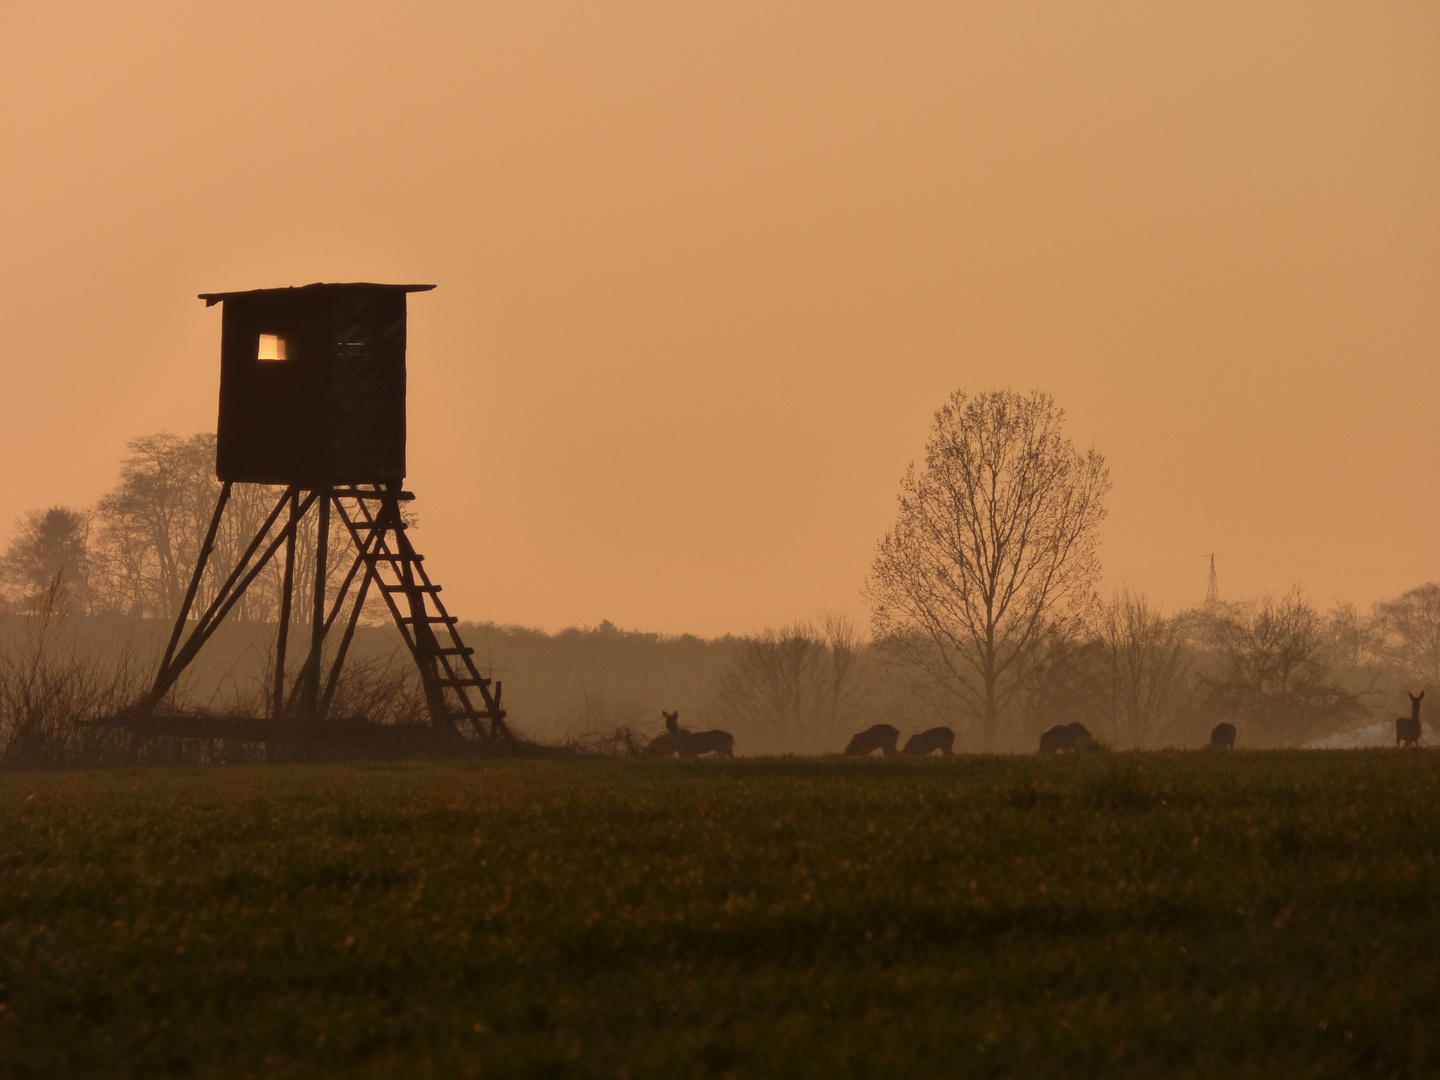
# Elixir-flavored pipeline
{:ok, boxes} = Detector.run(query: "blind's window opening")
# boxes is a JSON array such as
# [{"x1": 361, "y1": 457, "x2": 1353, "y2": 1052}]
[{"x1": 257, "y1": 334, "x2": 288, "y2": 362}]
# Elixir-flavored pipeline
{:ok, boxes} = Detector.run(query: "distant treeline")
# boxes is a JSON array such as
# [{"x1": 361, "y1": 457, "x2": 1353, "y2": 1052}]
[
  {"x1": 0, "y1": 591, "x2": 1435, "y2": 766},
  {"x1": 573, "y1": 591, "x2": 1438, "y2": 754},
  {"x1": 0, "y1": 432, "x2": 368, "y2": 626},
  {"x1": 3, "y1": 422, "x2": 1439, "y2": 762}
]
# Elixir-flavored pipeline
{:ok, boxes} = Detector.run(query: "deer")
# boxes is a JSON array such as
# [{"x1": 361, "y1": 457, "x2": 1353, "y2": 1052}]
[
  {"x1": 901, "y1": 726, "x2": 955, "y2": 756},
  {"x1": 1210, "y1": 722, "x2": 1237, "y2": 749},
  {"x1": 1397, "y1": 691, "x2": 1423, "y2": 748},
  {"x1": 645, "y1": 723, "x2": 679, "y2": 756},
  {"x1": 1039, "y1": 722, "x2": 1097, "y2": 754},
  {"x1": 843, "y1": 724, "x2": 900, "y2": 756},
  {"x1": 1039, "y1": 724, "x2": 1071, "y2": 754},
  {"x1": 661, "y1": 710, "x2": 735, "y2": 758}
]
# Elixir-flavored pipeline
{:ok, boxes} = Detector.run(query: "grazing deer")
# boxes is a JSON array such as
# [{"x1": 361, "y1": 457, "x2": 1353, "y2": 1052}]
[
  {"x1": 1397, "y1": 691, "x2": 1423, "y2": 748},
  {"x1": 1039, "y1": 722, "x2": 1097, "y2": 754},
  {"x1": 1210, "y1": 722, "x2": 1237, "y2": 749},
  {"x1": 663, "y1": 710, "x2": 735, "y2": 758},
  {"x1": 901, "y1": 726, "x2": 955, "y2": 756},
  {"x1": 1038, "y1": 724, "x2": 1071, "y2": 753},
  {"x1": 844, "y1": 723, "x2": 900, "y2": 756},
  {"x1": 645, "y1": 728, "x2": 679, "y2": 756}
]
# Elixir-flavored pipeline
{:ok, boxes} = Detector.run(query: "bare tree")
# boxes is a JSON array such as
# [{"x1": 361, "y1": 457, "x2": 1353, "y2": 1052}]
[
  {"x1": 1200, "y1": 590, "x2": 1363, "y2": 746},
  {"x1": 866, "y1": 388, "x2": 1110, "y2": 749},
  {"x1": 710, "y1": 614, "x2": 872, "y2": 753},
  {"x1": 85, "y1": 432, "x2": 376, "y2": 627},
  {"x1": 1100, "y1": 589, "x2": 1190, "y2": 748},
  {"x1": 1326, "y1": 601, "x2": 1382, "y2": 670},
  {"x1": 1373, "y1": 583, "x2": 1440, "y2": 684},
  {"x1": 816, "y1": 612, "x2": 867, "y2": 735},
  {"x1": 1013, "y1": 619, "x2": 1106, "y2": 747},
  {"x1": 0, "y1": 507, "x2": 93, "y2": 614},
  {"x1": 211, "y1": 481, "x2": 288, "y2": 624},
  {"x1": 93, "y1": 433, "x2": 219, "y2": 618},
  {"x1": 0, "y1": 583, "x2": 149, "y2": 766}
]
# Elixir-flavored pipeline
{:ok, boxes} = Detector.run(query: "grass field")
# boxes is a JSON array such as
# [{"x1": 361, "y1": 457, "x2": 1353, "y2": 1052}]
[{"x1": 2, "y1": 751, "x2": 1438, "y2": 1078}]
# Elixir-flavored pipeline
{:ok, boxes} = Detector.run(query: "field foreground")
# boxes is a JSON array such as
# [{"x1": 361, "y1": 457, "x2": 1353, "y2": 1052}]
[{"x1": 2, "y1": 752, "x2": 1438, "y2": 1078}]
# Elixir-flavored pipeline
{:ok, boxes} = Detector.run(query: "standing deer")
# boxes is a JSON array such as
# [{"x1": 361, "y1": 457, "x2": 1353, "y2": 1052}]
[
  {"x1": 1397, "y1": 691, "x2": 1423, "y2": 748},
  {"x1": 661, "y1": 710, "x2": 735, "y2": 758},
  {"x1": 844, "y1": 724, "x2": 900, "y2": 756},
  {"x1": 901, "y1": 726, "x2": 955, "y2": 756},
  {"x1": 1210, "y1": 722, "x2": 1237, "y2": 749}
]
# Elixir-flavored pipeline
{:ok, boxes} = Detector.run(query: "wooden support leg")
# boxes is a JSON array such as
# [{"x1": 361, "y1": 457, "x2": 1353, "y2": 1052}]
[
  {"x1": 159, "y1": 482, "x2": 232, "y2": 674},
  {"x1": 303, "y1": 493, "x2": 329, "y2": 726},
  {"x1": 273, "y1": 489, "x2": 299, "y2": 723}
]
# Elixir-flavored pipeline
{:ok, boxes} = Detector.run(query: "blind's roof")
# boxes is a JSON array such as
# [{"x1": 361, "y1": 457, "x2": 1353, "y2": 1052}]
[{"x1": 198, "y1": 282, "x2": 437, "y2": 307}]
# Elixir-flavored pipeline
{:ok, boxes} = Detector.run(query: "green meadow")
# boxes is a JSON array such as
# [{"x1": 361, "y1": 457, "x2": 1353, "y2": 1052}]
[{"x1": 2, "y1": 751, "x2": 1437, "y2": 1078}]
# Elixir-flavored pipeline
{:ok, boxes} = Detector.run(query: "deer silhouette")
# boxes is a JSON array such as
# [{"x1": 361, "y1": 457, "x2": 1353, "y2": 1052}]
[
  {"x1": 1397, "y1": 691, "x2": 1423, "y2": 748},
  {"x1": 1210, "y1": 722, "x2": 1237, "y2": 749},
  {"x1": 658, "y1": 710, "x2": 734, "y2": 758},
  {"x1": 1039, "y1": 722, "x2": 1097, "y2": 754},
  {"x1": 901, "y1": 726, "x2": 955, "y2": 756},
  {"x1": 645, "y1": 721, "x2": 679, "y2": 757},
  {"x1": 843, "y1": 724, "x2": 900, "y2": 756}
]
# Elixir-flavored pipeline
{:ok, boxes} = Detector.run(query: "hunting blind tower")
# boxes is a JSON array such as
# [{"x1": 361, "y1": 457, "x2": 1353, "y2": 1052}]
[{"x1": 105, "y1": 282, "x2": 509, "y2": 751}]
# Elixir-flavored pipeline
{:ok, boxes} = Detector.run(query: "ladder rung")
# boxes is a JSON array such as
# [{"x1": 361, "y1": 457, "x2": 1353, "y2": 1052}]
[
  {"x1": 355, "y1": 525, "x2": 402, "y2": 536},
  {"x1": 332, "y1": 489, "x2": 415, "y2": 501},
  {"x1": 380, "y1": 583, "x2": 441, "y2": 593},
  {"x1": 399, "y1": 614, "x2": 457, "y2": 624},
  {"x1": 432, "y1": 646, "x2": 474, "y2": 657},
  {"x1": 368, "y1": 553, "x2": 423, "y2": 562}
]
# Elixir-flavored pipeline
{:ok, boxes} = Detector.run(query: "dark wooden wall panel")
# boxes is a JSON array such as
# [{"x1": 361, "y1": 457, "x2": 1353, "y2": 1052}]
[
  {"x1": 207, "y1": 283, "x2": 427, "y2": 486},
  {"x1": 329, "y1": 290, "x2": 406, "y2": 483}
]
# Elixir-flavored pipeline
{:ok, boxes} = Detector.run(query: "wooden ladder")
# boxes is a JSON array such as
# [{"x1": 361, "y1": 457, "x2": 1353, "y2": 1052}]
[{"x1": 331, "y1": 483, "x2": 510, "y2": 743}]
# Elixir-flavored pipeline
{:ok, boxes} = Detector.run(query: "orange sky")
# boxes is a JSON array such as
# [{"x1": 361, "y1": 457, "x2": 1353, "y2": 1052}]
[{"x1": 2, "y1": 1, "x2": 1438, "y2": 637}]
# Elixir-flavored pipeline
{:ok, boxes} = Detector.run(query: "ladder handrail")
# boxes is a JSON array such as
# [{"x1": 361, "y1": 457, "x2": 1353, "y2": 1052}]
[{"x1": 331, "y1": 486, "x2": 509, "y2": 741}]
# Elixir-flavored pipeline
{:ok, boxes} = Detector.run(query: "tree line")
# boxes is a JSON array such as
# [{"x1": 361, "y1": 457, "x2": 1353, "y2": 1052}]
[
  {"x1": 3, "y1": 400, "x2": 1437, "y2": 753},
  {"x1": 707, "y1": 390, "x2": 1438, "y2": 751},
  {"x1": 0, "y1": 433, "x2": 370, "y2": 626},
  {"x1": 707, "y1": 581, "x2": 1439, "y2": 754}
]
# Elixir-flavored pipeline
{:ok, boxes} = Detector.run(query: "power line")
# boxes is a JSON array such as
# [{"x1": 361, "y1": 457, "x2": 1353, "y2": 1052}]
[
  {"x1": 1113, "y1": 551, "x2": 1434, "y2": 581},
  {"x1": 1113, "y1": 554, "x2": 1209, "y2": 580},
  {"x1": 1212, "y1": 553, "x2": 1432, "y2": 577}
]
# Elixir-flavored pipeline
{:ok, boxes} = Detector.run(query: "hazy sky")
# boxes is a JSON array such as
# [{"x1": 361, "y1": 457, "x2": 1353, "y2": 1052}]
[{"x1": 2, "y1": 1, "x2": 1437, "y2": 637}]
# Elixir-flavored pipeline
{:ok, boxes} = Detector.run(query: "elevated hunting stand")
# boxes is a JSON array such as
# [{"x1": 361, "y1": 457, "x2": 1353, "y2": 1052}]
[{"x1": 99, "y1": 282, "x2": 509, "y2": 752}]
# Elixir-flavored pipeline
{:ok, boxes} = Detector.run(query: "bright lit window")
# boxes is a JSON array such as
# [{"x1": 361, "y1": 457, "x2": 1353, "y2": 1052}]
[{"x1": 257, "y1": 334, "x2": 288, "y2": 362}]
